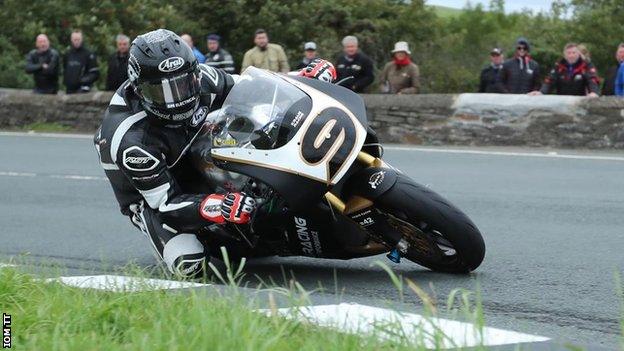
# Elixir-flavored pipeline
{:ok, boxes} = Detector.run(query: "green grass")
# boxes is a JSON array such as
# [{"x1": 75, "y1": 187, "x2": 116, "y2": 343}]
[
  {"x1": 0, "y1": 265, "x2": 486, "y2": 351},
  {"x1": 20, "y1": 122, "x2": 73, "y2": 133}
]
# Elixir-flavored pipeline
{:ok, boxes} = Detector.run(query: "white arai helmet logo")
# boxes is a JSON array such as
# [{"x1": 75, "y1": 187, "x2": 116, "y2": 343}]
[{"x1": 158, "y1": 57, "x2": 185, "y2": 72}]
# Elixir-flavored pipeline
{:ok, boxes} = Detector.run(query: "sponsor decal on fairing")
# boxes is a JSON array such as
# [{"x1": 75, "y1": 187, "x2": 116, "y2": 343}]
[
  {"x1": 294, "y1": 217, "x2": 322, "y2": 256},
  {"x1": 368, "y1": 170, "x2": 386, "y2": 189}
]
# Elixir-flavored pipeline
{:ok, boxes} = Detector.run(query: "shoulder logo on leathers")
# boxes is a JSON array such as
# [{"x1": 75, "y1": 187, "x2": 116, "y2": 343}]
[{"x1": 122, "y1": 146, "x2": 160, "y2": 172}]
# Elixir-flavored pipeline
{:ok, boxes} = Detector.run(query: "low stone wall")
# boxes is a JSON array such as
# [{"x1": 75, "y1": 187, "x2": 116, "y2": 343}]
[
  {"x1": 2, "y1": 88, "x2": 624, "y2": 149},
  {"x1": 0, "y1": 88, "x2": 112, "y2": 132},
  {"x1": 364, "y1": 93, "x2": 624, "y2": 149}
]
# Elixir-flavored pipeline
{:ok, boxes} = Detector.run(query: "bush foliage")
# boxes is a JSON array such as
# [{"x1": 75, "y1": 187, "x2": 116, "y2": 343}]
[{"x1": 2, "y1": 0, "x2": 623, "y2": 93}]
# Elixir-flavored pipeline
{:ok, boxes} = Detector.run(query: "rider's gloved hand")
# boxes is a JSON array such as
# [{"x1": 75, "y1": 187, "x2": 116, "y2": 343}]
[
  {"x1": 298, "y1": 58, "x2": 337, "y2": 83},
  {"x1": 200, "y1": 192, "x2": 257, "y2": 224}
]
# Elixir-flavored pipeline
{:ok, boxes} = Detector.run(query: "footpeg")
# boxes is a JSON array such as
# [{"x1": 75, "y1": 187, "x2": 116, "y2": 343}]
[{"x1": 386, "y1": 248, "x2": 401, "y2": 263}]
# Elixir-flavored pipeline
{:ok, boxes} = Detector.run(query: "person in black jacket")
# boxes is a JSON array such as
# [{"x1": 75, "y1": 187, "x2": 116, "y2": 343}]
[
  {"x1": 498, "y1": 37, "x2": 541, "y2": 94},
  {"x1": 63, "y1": 30, "x2": 99, "y2": 94},
  {"x1": 25, "y1": 34, "x2": 60, "y2": 94},
  {"x1": 478, "y1": 48, "x2": 504, "y2": 93},
  {"x1": 335, "y1": 36, "x2": 374, "y2": 93},
  {"x1": 296, "y1": 42, "x2": 319, "y2": 70},
  {"x1": 532, "y1": 43, "x2": 599, "y2": 97},
  {"x1": 601, "y1": 43, "x2": 624, "y2": 96},
  {"x1": 204, "y1": 34, "x2": 235, "y2": 74},
  {"x1": 105, "y1": 34, "x2": 130, "y2": 91}
]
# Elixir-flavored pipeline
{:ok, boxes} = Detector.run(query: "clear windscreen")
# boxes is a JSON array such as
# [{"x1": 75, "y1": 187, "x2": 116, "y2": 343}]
[{"x1": 210, "y1": 67, "x2": 312, "y2": 150}]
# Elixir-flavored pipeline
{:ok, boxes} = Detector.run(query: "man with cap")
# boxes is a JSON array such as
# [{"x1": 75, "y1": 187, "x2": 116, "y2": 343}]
[
  {"x1": 478, "y1": 48, "x2": 504, "y2": 93},
  {"x1": 296, "y1": 42, "x2": 319, "y2": 70},
  {"x1": 498, "y1": 37, "x2": 541, "y2": 94},
  {"x1": 204, "y1": 34, "x2": 235, "y2": 74},
  {"x1": 378, "y1": 41, "x2": 420, "y2": 94}
]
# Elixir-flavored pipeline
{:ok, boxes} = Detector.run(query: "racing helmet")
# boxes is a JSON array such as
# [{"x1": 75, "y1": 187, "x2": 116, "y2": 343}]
[{"x1": 127, "y1": 29, "x2": 201, "y2": 123}]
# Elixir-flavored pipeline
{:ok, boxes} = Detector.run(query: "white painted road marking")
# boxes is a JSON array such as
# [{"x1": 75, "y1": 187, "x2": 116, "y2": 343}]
[
  {"x1": 263, "y1": 303, "x2": 549, "y2": 348},
  {"x1": 0, "y1": 171, "x2": 36, "y2": 177},
  {"x1": 0, "y1": 263, "x2": 16, "y2": 268},
  {"x1": 46, "y1": 275, "x2": 209, "y2": 292},
  {"x1": 0, "y1": 131, "x2": 93, "y2": 139},
  {"x1": 0, "y1": 172, "x2": 107, "y2": 181},
  {"x1": 385, "y1": 145, "x2": 624, "y2": 162},
  {"x1": 3, "y1": 131, "x2": 623, "y2": 162},
  {"x1": 49, "y1": 174, "x2": 107, "y2": 181}
]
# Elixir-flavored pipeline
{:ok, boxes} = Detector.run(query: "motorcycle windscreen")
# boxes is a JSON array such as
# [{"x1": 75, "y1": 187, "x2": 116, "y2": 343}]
[{"x1": 210, "y1": 67, "x2": 312, "y2": 150}]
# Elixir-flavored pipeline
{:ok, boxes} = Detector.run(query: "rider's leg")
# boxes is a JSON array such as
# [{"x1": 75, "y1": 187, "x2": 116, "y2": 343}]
[{"x1": 129, "y1": 203, "x2": 208, "y2": 278}]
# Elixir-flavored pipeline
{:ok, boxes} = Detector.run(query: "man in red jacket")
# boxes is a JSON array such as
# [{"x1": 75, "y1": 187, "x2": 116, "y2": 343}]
[{"x1": 530, "y1": 43, "x2": 599, "y2": 97}]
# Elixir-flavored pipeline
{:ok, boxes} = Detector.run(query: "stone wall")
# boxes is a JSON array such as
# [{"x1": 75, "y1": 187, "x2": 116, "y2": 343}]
[
  {"x1": 364, "y1": 93, "x2": 624, "y2": 149},
  {"x1": 2, "y1": 88, "x2": 624, "y2": 149},
  {"x1": 0, "y1": 88, "x2": 112, "y2": 132}
]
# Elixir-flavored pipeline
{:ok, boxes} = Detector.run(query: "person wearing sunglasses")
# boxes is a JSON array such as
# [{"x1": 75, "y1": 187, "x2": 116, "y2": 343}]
[{"x1": 498, "y1": 37, "x2": 541, "y2": 94}]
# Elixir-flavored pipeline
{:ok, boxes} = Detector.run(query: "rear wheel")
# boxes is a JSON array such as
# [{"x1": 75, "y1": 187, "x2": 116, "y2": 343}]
[{"x1": 374, "y1": 174, "x2": 485, "y2": 273}]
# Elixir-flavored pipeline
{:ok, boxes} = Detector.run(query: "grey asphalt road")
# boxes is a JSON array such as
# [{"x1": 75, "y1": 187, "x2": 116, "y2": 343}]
[{"x1": 1, "y1": 132, "x2": 623, "y2": 348}]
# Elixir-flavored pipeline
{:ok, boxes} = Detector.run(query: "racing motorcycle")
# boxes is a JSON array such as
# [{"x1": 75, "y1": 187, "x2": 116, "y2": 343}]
[{"x1": 190, "y1": 67, "x2": 485, "y2": 273}]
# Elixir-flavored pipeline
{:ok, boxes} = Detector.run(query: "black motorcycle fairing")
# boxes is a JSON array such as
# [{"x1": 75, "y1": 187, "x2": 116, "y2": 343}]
[
  {"x1": 343, "y1": 166, "x2": 398, "y2": 200},
  {"x1": 212, "y1": 158, "x2": 328, "y2": 213},
  {"x1": 290, "y1": 76, "x2": 368, "y2": 128}
]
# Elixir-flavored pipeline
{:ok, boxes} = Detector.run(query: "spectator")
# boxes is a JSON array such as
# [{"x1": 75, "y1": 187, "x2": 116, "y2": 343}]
[
  {"x1": 105, "y1": 34, "x2": 130, "y2": 91},
  {"x1": 180, "y1": 34, "x2": 205, "y2": 63},
  {"x1": 531, "y1": 43, "x2": 599, "y2": 97},
  {"x1": 378, "y1": 41, "x2": 419, "y2": 94},
  {"x1": 578, "y1": 44, "x2": 591, "y2": 62},
  {"x1": 615, "y1": 59, "x2": 624, "y2": 96},
  {"x1": 498, "y1": 37, "x2": 541, "y2": 94},
  {"x1": 241, "y1": 29, "x2": 289, "y2": 73},
  {"x1": 478, "y1": 48, "x2": 504, "y2": 93},
  {"x1": 204, "y1": 34, "x2": 235, "y2": 74},
  {"x1": 63, "y1": 30, "x2": 99, "y2": 94},
  {"x1": 24, "y1": 34, "x2": 60, "y2": 94},
  {"x1": 295, "y1": 42, "x2": 318, "y2": 70},
  {"x1": 601, "y1": 43, "x2": 624, "y2": 96},
  {"x1": 335, "y1": 36, "x2": 374, "y2": 93}
]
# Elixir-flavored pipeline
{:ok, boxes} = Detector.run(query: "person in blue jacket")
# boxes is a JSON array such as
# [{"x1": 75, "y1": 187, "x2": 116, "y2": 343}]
[
  {"x1": 614, "y1": 61, "x2": 624, "y2": 96},
  {"x1": 181, "y1": 33, "x2": 205, "y2": 64}
]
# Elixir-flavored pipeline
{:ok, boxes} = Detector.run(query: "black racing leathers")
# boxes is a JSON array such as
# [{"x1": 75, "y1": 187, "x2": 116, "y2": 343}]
[
  {"x1": 94, "y1": 64, "x2": 235, "y2": 233},
  {"x1": 25, "y1": 48, "x2": 60, "y2": 94},
  {"x1": 63, "y1": 45, "x2": 99, "y2": 93}
]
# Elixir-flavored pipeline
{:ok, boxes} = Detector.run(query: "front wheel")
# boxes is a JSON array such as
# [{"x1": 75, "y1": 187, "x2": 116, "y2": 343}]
[{"x1": 374, "y1": 174, "x2": 485, "y2": 273}]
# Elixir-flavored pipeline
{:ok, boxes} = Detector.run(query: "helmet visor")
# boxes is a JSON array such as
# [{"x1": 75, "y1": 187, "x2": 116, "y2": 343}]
[{"x1": 138, "y1": 70, "x2": 200, "y2": 109}]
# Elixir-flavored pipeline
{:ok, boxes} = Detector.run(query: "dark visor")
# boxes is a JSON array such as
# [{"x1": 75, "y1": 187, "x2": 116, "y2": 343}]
[{"x1": 138, "y1": 71, "x2": 200, "y2": 108}]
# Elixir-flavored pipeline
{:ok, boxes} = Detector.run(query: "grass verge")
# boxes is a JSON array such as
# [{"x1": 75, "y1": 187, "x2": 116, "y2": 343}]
[
  {"x1": 19, "y1": 122, "x2": 73, "y2": 133},
  {"x1": 0, "y1": 265, "x2": 476, "y2": 351}
]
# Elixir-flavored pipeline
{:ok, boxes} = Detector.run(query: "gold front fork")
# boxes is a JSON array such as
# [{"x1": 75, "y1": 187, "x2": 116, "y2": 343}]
[{"x1": 324, "y1": 151, "x2": 381, "y2": 213}]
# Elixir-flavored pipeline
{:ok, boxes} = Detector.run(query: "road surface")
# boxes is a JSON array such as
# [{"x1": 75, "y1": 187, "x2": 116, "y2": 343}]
[{"x1": 1, "y1": 132, "x2": 622, "y2": 348}]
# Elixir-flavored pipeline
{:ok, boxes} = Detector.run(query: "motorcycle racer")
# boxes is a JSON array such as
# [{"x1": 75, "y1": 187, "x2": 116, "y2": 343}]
[{"x1": 94, "y1": 29, "x2": 334, "y2": 278}]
